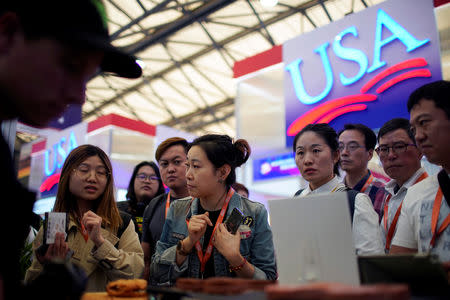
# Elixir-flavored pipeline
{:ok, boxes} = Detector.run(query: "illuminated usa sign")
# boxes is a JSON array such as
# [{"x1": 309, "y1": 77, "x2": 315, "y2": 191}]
[
  {"x1": 44, "y1": 131, "x2": 78, "y2": 177},
  {"x1": 40, "y1": 122, "x2": 87, "y2": 195},
  {"x1": 284, "y1": 0, "x2": 442, "y2": 147}
]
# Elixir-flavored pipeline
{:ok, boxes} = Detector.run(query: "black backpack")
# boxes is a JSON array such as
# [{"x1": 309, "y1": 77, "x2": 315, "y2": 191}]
[
  {"x1": 115, "y1": 211, "x2": 132, "y2": 247},
  {"x1": 294, "y1": 188, "x2": 357, "y2": 223}
]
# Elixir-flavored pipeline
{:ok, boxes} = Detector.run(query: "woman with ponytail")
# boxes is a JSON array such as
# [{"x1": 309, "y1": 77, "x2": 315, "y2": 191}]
[{"x1": 150, "y1": 134, "x2": 276, "y2": 285}]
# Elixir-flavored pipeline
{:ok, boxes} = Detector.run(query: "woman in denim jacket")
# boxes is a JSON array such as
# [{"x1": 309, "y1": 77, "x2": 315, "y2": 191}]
[{"x1": 150, "y1": 134, "x2": 277, "y2": 285}]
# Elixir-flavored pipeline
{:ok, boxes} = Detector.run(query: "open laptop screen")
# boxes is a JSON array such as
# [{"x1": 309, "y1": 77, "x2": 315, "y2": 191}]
[{"x1": 268, "y1": 192, "x2": 360, "y2": 285}]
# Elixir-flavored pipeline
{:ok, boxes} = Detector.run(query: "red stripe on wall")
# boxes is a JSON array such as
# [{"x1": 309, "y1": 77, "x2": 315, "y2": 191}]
[
  {"x1": 434, "y1": 0, "x2": 449, "y2": 7},
  {"x1": 31, "y1": 140, "x2": 46, "y2": 154},
  {"x1": 87, "y1": 113, "x2": 156, "y2": 136},
  {"x1": 233, "y1": 45, "x2": 282, "y2": 78}
]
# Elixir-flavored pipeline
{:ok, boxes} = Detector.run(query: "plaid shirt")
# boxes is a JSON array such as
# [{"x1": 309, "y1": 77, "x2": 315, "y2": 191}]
[{"x1": 347, "y1": 170, "x2": 388, "y2": 222}]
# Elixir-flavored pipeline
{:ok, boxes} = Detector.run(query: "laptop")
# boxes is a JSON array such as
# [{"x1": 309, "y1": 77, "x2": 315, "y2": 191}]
[
  {"x1": 358, "y1": 254, "x2": 449, "y2": 295},
  {"x1": 268, "y1": 192, "x2": 360, "y2": 285}
]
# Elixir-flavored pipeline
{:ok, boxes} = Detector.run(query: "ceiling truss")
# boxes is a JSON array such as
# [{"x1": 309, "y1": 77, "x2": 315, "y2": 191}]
[{"x1": 84, "y1": 0, "x2": 382, "y2": 136}]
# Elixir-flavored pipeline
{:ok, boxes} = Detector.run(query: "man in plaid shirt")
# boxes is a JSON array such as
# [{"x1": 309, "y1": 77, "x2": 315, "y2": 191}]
[{"x1": 338, "y1": 124, "x2": 388, "y2": 221}]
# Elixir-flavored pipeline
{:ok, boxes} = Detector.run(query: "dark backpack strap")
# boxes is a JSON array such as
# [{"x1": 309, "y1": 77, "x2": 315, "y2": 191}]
[
  {"x1": 141, "y1": 195, "x2": 164, "y2": 243},
  {"x1": 145, "y1": 196, "x2": 161, "y2": 226},
  {"x1": 345, "y1": 188, "x2": 358, "y2": 224},
  {"x1": 115, "y1": 211, "x2": 132, "y2": 248},
  {"x1": 294, "y1": 189, "x2": 304, "y2": 197},
  {"x1": 437, "y1": 169, "x2": 450, "y2": 207}
]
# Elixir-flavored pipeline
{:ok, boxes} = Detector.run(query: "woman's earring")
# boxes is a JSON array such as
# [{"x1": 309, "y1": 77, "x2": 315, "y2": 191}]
[{"x1": 218, "y1": 178, "x2": 224, "y2": 184}]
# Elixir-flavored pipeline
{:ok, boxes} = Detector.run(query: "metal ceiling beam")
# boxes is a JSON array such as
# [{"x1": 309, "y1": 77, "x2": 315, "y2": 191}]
[
  {"x1": 110, "y1": 0, "x2": 172, "y2": 40},
  {"x1": 198, "y1": 21, "x2": 234, "y2": 69},
  {"x1": 303, "y1": 10, "x2": 318, "y2": 28},
  {"x1": 246, "y1": 0, "x2": 275, "y2": 46},
  {"x1": 182, "y1": 110, "x2": 234, "y2": 132},
  {"x1": 162, "y1": 42, "x2": 223, "y2": 126},
  {"x1": 277, "y1": 3, "x2": 317, "y2": 28},
  {"x1": 188, "y1": 61, "x2": 229, "y2": 97},
  {"x1": 203, "y1": 19, "x2": 249, "y2": 30},
  {"x1": 135, "y1": 0, "x2": 146, "y2": 11},
  {"x1": 319, "y1": 0, "x2": 333, "y2": 22},
  {"x1": 163, "y1": 97, "x2": 233, "y2": 127},
  {"x1": 126, "y1": 0, "x2": 236, "y2": 54},
  {"x1": 141, "y1": 78, "x2": 180, "y2": 122},
  {"x1": 84, "y1": 0, "x2": 324, "y2": 118}
]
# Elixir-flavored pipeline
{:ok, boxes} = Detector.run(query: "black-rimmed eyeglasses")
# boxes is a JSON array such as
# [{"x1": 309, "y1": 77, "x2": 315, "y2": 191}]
[
  {"x1": 338, "y1": 141, "x2": 366, "y2": 152},
  {"x1": 375, "y1": 142, "x2": 416, "y2": 158},
  {"x1": 136, "y1": 173, "x2": 160, "y2": 182}
]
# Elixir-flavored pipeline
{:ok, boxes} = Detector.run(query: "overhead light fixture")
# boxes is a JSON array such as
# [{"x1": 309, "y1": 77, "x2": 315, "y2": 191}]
[{"x1": 260, "y1": 0, "x2": 278, "y2": 8}]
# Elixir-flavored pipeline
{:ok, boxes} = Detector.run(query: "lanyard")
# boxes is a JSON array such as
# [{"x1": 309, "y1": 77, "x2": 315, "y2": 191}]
[
  {"x1": 186, "y1": 188, "x2": 235, "y2": 273},
  {"x1": 429, "y1": 188, "x2": 450, "y2": 248},
  {"x1": 384, "y1": 172, "x2": 428, "y2": 251},
  {"x1": 360, "y1": 174, "x2": 374, "y2": 193},
  {"x1": 330, "y1": 184, "x2": 341, "y2": 193},
  {"x1": 78, "y1": 217, "x2": 89, "y2": 242},
  {"x1": 165, "y1": 191, "x2": 171, "y2": 218}
]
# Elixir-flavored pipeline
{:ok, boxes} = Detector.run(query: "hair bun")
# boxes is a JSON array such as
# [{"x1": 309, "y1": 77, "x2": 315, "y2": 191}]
[{"x1": 233, "y1": 139, "x2": 251, "y2": 167}]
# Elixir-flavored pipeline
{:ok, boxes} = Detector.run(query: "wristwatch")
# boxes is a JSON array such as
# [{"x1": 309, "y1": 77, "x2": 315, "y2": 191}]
[{"x1": 177, "y1": 240, "x2": 191, "y2": 256}]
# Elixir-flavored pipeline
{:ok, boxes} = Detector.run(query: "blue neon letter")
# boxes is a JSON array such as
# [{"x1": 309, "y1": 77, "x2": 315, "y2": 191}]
[
  {"x1": 368, "y1": 9, "x2": 429, "y2": 73},
  {"x1": 57, "y1": 137, "x2": 66, "y2": 169},
  {"x1": 285, "y1": 42, "x2": 333, "y2": 105},
  {"x1": 44, "y1": 144, "x2": 58, "y2": 176},
  {"x1": 333, "y1": 26, "x2": 368, "y2": 86},
  {"x1": 68, "y1": 131, "x2": 78, "y2": 153}
]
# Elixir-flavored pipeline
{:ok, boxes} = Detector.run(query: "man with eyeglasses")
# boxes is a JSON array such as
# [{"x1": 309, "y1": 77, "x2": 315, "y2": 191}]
[
  {"x1": 391, "y1": 81, "x2": 450, "y2": 266},
  {"x1": 141, "y1": 137, "x2": 190, "y2": 281},
  {"x1": 338, "y1": 124, "x2": 388, "y2": 219},
  {"x1": 375, "y1": 118, "x2": 427, "y2": 253}
]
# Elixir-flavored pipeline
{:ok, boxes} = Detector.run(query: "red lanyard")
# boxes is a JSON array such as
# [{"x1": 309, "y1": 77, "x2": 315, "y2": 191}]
[
  {"x1": 165, "y1": 191, "x2": 171, "y2": 218},
  {"x1": 384, "y1": 172, "x2": 428, "y2": 251},
  {"x1": 186, "y1": 188, "x2": 235, "y2": 273},
  {"x1": 80, "y1": 221, "x2": 89, "y2": 242},
  {"x1": 429, "y1": 188, "x2": 450, "y2": 248},
  {"x1": 360, "y1": 174, "x2": 374, "y2": 193}
]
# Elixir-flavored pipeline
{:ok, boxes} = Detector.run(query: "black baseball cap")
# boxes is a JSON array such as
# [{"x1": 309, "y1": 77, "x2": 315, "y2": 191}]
[{"x1": 2, "y1": 0, "x2": 142, "y2": 78}]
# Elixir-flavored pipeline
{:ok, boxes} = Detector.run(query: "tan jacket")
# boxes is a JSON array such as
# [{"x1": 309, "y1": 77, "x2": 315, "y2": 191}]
[{"x1": 25, "y1": 217, "x2": 144, "y2": 292}]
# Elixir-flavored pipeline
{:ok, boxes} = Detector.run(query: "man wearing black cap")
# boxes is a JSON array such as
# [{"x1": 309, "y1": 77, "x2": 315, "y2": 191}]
[{"x1": 0, "y1": 1, "x2": 141, "y2": 298}]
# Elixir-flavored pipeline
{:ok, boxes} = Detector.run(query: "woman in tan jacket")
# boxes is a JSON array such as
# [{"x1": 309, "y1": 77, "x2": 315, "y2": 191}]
[{"x1": 25, "y1": 145, "x2": 144, "y2": 291}]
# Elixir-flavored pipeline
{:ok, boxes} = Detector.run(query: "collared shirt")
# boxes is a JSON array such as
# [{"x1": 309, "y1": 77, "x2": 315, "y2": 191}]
[
  {"x1": 296, "y1": 176, "x2": 384, "y2": 255},
  {"x1": 392, "y1": 172, "x2": 450, "y2": 262},
  {"x1": 349, "y1": 170, "x2": 388, "y2": 221},
  {"x1": 381, "y1": 168, "x2": 427, "y2": 250},
  {"x1": 299, "y1": 176, "x2": 347, "y2": 196},
  {"x1": 150, "y1": 192, "x2": 277, "y2": 285}
]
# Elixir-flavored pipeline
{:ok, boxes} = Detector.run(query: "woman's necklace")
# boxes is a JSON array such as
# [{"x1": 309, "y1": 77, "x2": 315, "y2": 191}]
[{"x1": 212, "y1": 189, "x2": 228, "y2": 211}]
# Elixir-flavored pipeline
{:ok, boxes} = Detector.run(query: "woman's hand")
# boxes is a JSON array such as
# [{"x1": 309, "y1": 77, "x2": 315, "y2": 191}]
[
  {"x1": 187, "y1": 212, "x2": 212, "y2": 245},
  {"x1": 213, "y1": 223, "x2": 241, "y2": 262},
  {"x1": 36, "y1": 232, "x2": 69, "y2": 264},
  {"x1": 82, "y1": 211, "x2": 105, "y2": 247}
]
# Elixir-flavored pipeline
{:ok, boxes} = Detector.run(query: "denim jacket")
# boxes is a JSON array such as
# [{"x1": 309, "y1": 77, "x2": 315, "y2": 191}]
[{"x1": 150, "y1": 192, "x2": 277, "y2": 285}]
